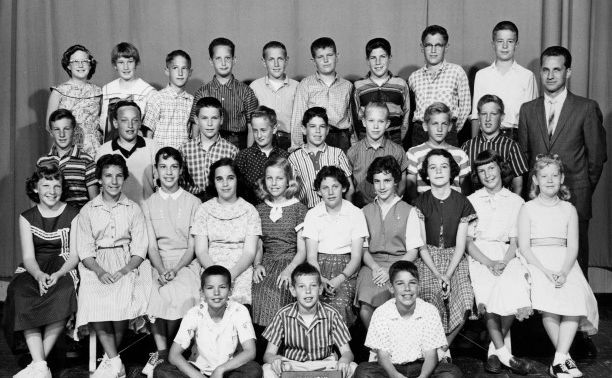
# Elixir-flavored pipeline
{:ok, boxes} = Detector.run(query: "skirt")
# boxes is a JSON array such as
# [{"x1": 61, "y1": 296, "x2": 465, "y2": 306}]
[
  {"x1": 209, "y1": 242, "x2": 253, "y2": 305},
  {"x1": 354, "y1": 253, "x2": 403, "y2": 308},
  {"x1": 318, "y1": 253, "x2": 357, "y2": 327},
  {"x1": 252, "y1": 253, "x2": 295, "y2": 326}
]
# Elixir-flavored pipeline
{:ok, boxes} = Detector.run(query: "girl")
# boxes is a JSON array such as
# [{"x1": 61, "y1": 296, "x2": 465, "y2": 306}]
[
  {"x1": 252, "y1": 156, "x2": 308, "y2": 327},
  {"x1": 302, "y1": 165, "x2": 369, "y2": 327},
  {"x1": 3, "y1": 163, "x2": 79, "y2": 378},
  {"x1": 518, "y1": 155, "x2": 598, "y2": 378},
  {"x1": 75, "y1": 154, "x2": 152, "y2": 378},
  {"x1": 415, "y1": 149, "x2": 476, "y2": 361},
  {"x1": 355, "y1": 156, "x2": 423, "y2": 329},
  {"x1": 193, "y1": 158, "x2": 262, "y2": 306},
  {"x1": 141, "y1": 147, "x2": 202, "y2": 377},
  {"x1": 46, "y1": 44, "x2": 103, "y2": 156},
  {"x1": 466, "y1": 150, "x2": 532, "y2": 374}
]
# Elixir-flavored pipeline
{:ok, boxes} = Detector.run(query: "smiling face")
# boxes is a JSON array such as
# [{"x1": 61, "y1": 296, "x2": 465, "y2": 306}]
[
  {"x1": 214, "y1": 165, "x2": 238, "y2": 202},
  {"x1": 99, "y1": 165, "x2": 125, "y2": 201},
  {"x1": 114, "y1": 56, "x2": 137, "y2": 81},
  {"x1": 364, "y1": 107, "x2": 390, "y2": 142},
  {"x1": 476, "y1": 161, "x2": 502, "y2": 192},
  {"x1": 113, "y1": 105, "x2": 141, "y2": 143},
  {"x1": 421, "y1": 33, "x2": 447, "y2": 67},
  {"x1": 265, "y1": 166, "x2": 288, "y2": 200},
  {"x1": 533, "y1": 163, "x2": 563, "y2": 198},
  {"x1": 478, "y1": 102, "x2": 503, "y2": 137},
  {"x1": 263, "y1": 47, "x2": 288, "y2": 80},
  {"x1": 367, "y1": 47, "x2": 391, "y2": 79},
  {"x1": 210, "y1": 45, "x2": 235, "y2": 79},
  {"x1": 318, "y1": 176, "x2": 345, "y2": 210},
  {"x1": 50, "y1": 117, "x2": 75, "y2": 151},
  {"x1": 427, "y1": 154, "x2": 452, "y2": 188},
  {"x1": 425, "y1": 113, "x2": 451, "y2": 144},
  {"x1": 303, "y1": 116, "x2": 329, "y2": 148},
  {"x1": 540, "y1": 55, "x2": 571, "y2": 96},
  {"x1": 67, "y1": 50, "x2": 91, "y2": 81},
  {"x1": 290, "y1": 273, "x2": 323, "y2": 312},
  {"x1": 36, "y1": 177, "x2": 63, "y2": 209},
  {"x1": 492, "y1": 29, "x2": 518, "y2": 62},
  {"x1": 195, "y1": 106, "x2": 223, "y2": 141},
  {"x1": 312, "y1": 47, "x2": 337, "y2": 76},
  {"x1": 156, "y1": 156, "x2": 181, "y2": 192},
  {"x1": 202, "y1": 274, "x2": 231, "y2": 311},
  {"x1": 373, "y1": 171, "x2": 397, "y2": 202},
  {"x1": 166, "y1": 55, "x2": 192, "y2": 89},
  {"x1": 252, "y1": 117, "x2": 276, "y2": 149},
  {"x1": 390, "y1": 270, "x2": 419, "y2": 312}
]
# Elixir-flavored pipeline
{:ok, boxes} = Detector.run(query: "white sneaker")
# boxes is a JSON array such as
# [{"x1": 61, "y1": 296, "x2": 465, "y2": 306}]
[
  {"x1": 14, "y1": 363, "x2": 36, "y2": 378},
  {"x1": 92, "y1": 355, "x2": 125, "y2": 378},
  {"x1": 142, "y1": 351, "x2": 164, "y2": 377},
  {"x1": 14, "y1": 362, "x2": 51, "y2": 378}
]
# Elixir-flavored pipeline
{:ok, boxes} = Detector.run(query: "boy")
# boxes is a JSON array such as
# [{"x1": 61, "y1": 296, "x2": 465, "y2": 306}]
[
  {"x1": 354, "y1": 261, "x2": 463, "y2": 378},
  {"x1": 190, "y1": 37, "x2": 258, "y2": 149},
  {"x1": 235, "y1": 106, "x2": 289, "y2": 203},
  {"x1": 154, "y1": 265, "x2": 262, "y2": 378},
  {"x1": 462, "y1": 95, "x2": 528, "y2": 194},
  {"x1": 353, "y1": 38, "x2": 410, "y2": 145},
  {"x1": 262, "y1": 262, "x2": 358, "y2": 378},
  {"x1": 347, "y1": 102, "x2": 408, "y2": 207},
  {"x1": 406, "y1": 102, "x2": 470, "y2": 197},
  {"x1": 143, "y1": 50, "x2": 194, "y2": 149},
  {"x1": 37, "y1": 109, "x2": 98, "y2": 208},
  {"x1": 96, "y1": 100, "x2": 158, "y2": 204},
  {"x1": 408, "y1": 25, "x2": 470, "y2": 147},
  {"x1": 181, "y1": 97, "x2": 239, "y2": 200},
  {"x1": 470, "y1": 21, "x2": 538, "y2": 140},
  {"x1": 250, "y1": 41, "x2": 298, "y2": 150},
  {"x1": 290, "y1": 37, "x2": 353, "y2": 152},
  {"x1": 288, "y1": 107, "x2": 353, "y2": 208}
]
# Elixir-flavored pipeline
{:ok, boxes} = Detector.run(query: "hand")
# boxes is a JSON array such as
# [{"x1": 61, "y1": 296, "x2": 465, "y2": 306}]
[
  {"x1": 493, "y1": 261, "x2": 507, "y2": 275},
  {"x1": 336, "y1": 360, "x2": 350, "y2": 378},
  {"x1": 156, "y1": 268, "x2": 169, "y2": 285},
  {"x1": 45, "y1": 271, "x2": 62, "y2": 288},
  {"x1": 276, "y1": 266, "x2": 292, "y2": 290},
  {"x1": 540, "y1": 267, "x2": 557, "y2": 285},
  {"x1": 553, "y1": 271, "x2": 567, "y2": 288},
  {"x1": 271, "y1": 356, "x2": 285, "y2": 376},
  {"x1": 97, "y1": 270, "x2": 115, "y2": 284},
  {"x1": 438, "y1": 274, "x2": 451, "y2": 300},
  {"x1": 164, "y1": 268, "x2": 176, "y2": 282},
  {"x1": 372, "y1": 266, "x2": 389, "y2": 287},
  {"x1": 210, "y1": 367, "x2": 224, "y2": 378},
  {"x1": 111, "y1": 269, "x2": 126, "y2": 282},
  {"x1": 252, "y1": 264, "x2": 266, "y2": 283},
  {"x1": 326, "y1": 275, "x2": 344, "y2": 296},
  {"x1": 35, "y1": 272, "x2": 51, "y2": 296}
]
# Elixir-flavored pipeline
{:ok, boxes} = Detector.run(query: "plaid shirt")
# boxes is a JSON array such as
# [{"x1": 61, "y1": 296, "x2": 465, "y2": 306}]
[
  {"x1": 143, "y1": 85, "x2": 194, "y2": 149},
  {"x1": 190, "y1": 75, "x2": 259, "y2": 133},
  {"x1": 409, "y1": 61, "x2": 471, "y2": 130},
  {"x1": 461, "y1": 134, "x2": 529, "y2": 177},
  {"x1": 180, "y1": 135, "x2": 238, "y2": 194}
]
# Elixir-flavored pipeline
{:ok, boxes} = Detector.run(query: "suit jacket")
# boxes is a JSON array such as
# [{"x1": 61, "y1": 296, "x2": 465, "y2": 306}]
[{"x1": 518, "y1": 91, "x2": 607, "y2": 220}]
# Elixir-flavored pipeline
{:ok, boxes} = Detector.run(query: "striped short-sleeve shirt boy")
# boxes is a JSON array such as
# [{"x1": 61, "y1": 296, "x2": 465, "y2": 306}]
[
  {"x1": 406, "y1": 142, "x2": 470, "y2": 193},
  {"x1": 461, "y1": 134, "x2": 529, "y2": 177}
]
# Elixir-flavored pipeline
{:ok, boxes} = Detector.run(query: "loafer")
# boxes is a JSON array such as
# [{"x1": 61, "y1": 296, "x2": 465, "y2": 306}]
[
  {"x1": 485, "y1": 355, "x2": 502, "y2": 374},
  {"x1": 507, "y1": 357, "x2": 530, "y2": 375}
]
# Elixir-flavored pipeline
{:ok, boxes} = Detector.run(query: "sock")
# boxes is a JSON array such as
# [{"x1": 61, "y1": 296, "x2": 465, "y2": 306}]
[
  {"x1": 31, "y1": 360, "x2": 48, "y2": 369},
  {"x1": 495, "y1": 346, "x2": 512, "y2": 366},
  {"x1": 109, "y1": 355, "x2": 123, "y2": 370},
  {"x1": 504, "y1": 331, "x2": 512, "y2": 353},
  {"x1": 553, "y1": 352, "x2": 567, "y2": 365},
  {"x1": 488, "y1": 341, "x2": 495, "y2": 357}
]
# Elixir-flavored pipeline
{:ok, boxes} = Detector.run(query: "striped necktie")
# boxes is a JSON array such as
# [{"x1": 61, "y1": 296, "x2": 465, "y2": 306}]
[{"x1": 547, "y1": 100, "x2": 556, "y2": 139}]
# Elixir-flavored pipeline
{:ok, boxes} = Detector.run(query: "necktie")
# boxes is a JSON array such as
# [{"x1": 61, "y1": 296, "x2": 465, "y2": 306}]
[{"x1": 547, "y1": 100, "x2": 556, "y2": 139}]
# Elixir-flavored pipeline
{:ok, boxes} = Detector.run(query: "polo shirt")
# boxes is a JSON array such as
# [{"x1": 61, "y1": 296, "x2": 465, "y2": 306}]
[
  {"x1": 461, "y1": 134, "x2": 528, "y2": 178},
  {"x1": 406, "y1": 142, "x2": 470, "y2": 193},
  {"x1": 143, "y1": 85, "x2": 194, "y2": 149},
  {"x1": 250, "y1": 76, "x2": 299, "y2": 134}
]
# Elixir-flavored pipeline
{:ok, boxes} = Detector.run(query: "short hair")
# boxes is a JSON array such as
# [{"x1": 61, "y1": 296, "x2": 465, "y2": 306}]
[
  {"x1": 365, "y1": 37, "x2": 391, "y2": 58},
  {"x1": 26, "y1": 162, "x2": 69, "y2": 203},
  {"x1": 251, "y1": 105, "x2": 277, "y2": 127},
  {"x1": 389, "y1": 260, "x2": 420, "y2": 284},
  {"x1": 111, "y1": 42, "x2": 140, "y2": 66},
  {"x1": 470, "y1": 149, "x2": 514, "y2": 190},
  {"x1": 540, "y1": 46, "x2": 572, "y2": 69},
  {"x1": 96, "y1": 154, "x2": 130, "y2": 180},
  {"x1": 421, "y1": 25, "x2": 449, "y2": 44},
  {"x1": 364, "y1": 101, "x2": 390, "y2": 120},
  {"x1": 201, "y1": 265, "x2": 232, "y2": 289},
  {"x1": 476, "y1": 94, "x2": 505, "y2": 114},
  {"x1": 310, "y1": 37, "x2": 336, "y2": 58},
  {"x1": 48, "y1": 108, "x2": 76, "y2": 130},
  {"x1": 291, "y1": 262, "x2": 321, "y2": 286},
  {"x1": 301, "y1": 107, "x2": 328, "y2": 127},
  {"x1": 61, "y1": 44, "x2": 97, "y2": 79},
  {"x1": 155, "y1": 146, "x2": 184, "y2": 169},
  {"x1": 366, "y1": 155, "x2": 402, "y2": 184},
  {"x1": 262, "y1": 41, "x2": 287, "y2": 59},
  {"x1": 492, "y1": 21, "x2": 519, "y2": 41},
  {"x1": 193, "y1": 97, "x2": 223, "y2": 118},
  {"x1": 423, "y1": 102, "x2": 452, "y2": 124},
  {"x1": 113, "y1": 100, "x2": 142, "y2": 120},
  {"x1": 256, "y1": 156, "x2": 302, "y2": 201},
  {"x1": 165, "y1": 49, "x2": 192, "y2": 68},
  {"x1": 529, "y1": 154, "x2": 571, "y2": 201},
  {"x1": 208, "y1": 37, "x2": 235, "y2": 58},
  {"x1": 418, "y1": 149, "x2": 461, "y2": 185},
  {"x1": 313, "y1": 165, "x2": 350, "y2": 192},
  {"x1": 205, "y1": 158, "x2": 248, "y2": 199}
]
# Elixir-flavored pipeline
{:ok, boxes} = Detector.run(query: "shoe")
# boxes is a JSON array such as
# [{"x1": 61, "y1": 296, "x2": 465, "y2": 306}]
[
  {"x1": 564, "y1": 358, "x2": 583, "y2": 378},
  {"x1": 92, "y1": 355, "x2": 125, "y2": 378},
  {"x1": 484, "y1": 355, "x2": 502, "y2": 374},
  {"x1": 506, "y1": 357, "x2": 530, "y2": 375},
  {"x1": 142, "y1": 351, "x2": 164, "y2": 377},
  {"x1": 14, "y1": 362, "x2": 51, "y2": 378},
  {"x1": 548, "y1": 363, "x2": 572, "y2": 378}
]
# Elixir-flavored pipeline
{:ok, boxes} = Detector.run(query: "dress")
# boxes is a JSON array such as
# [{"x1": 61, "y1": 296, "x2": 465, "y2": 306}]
[
  {"x1": 252, "y1": 199, "x2": 308, "y2": 326},
  {"x1": 52, "y1": 82, "x2": 103, "y2": 156},
  {"x1": 523, "y1": 198, "x2": 598, "y2": 335},
  {"x1": 142, "y1": 188, "x2": 202, "y2": 321},
  {"x1": 2, "y1": 204, "x2": 79, "y2": 352},
  {"x1": 414, "y1": 190, "x2": 477, "y2": 333},
  {"x1": 191, "y1": 197, "x2": 262, "y2": 305}
]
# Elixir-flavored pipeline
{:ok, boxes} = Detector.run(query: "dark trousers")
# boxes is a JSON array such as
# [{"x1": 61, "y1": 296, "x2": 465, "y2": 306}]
[
  {"x1": 220, "y1": 130, "x2": 247, "y2": 150},
  {"x1": 578, "y1": 219, "x2": 590, "y2": 279},
  {"x1": 411, "y1": 121, "x2": 459, "y2": 147},
  {"x1": 154, "y1": 360, "x2": 262, "y2": 378},
  {"x1": 355, "y1": 361, "x2": 462, "y2": 378},
  {"x1": 326, "y1": 128, "x2": 352, "y2": 152},
  {"x1": 275, "y1": 131, "x2": 291, "y2": 151}
]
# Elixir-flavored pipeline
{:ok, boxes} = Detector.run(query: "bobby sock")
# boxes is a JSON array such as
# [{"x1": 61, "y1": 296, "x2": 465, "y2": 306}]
[
  {"x1": 553, "y1": 352, "x2": 567, "y2": 365},
  {"x1": 495, "y1": 346, "x2": 512, "y2": 366}
]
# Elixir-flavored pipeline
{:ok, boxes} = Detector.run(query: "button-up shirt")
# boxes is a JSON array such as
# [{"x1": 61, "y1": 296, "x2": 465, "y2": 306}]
[
  {"x1": 143, "y1": 85, "x2": 194, "y2": 149},
  {"x1": 250, "y1": 76, "x2": 299, "y2": 134},
  {"x1": 461, "y1": 134, "x2": 528, "y2": 177},
  {"x1": 235, "y1": 144, "x2": 290, "y2": 195}
]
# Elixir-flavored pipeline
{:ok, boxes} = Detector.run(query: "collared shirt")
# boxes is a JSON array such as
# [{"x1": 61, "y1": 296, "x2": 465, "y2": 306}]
[
  {"x1": 461, "y1": 134, "x2": 529, "y2": 177},
  {"x1": 235, "y1": 144, "x2": 289, "y2": 194},
  {"x1": 250, "y1": 76, "x2": 299, "y2": 134},
  {"x1": 471, "y1": 61, "x2": 539, "y2": 129},
  {"x1": 180, "y1": 136, "x2": 239, "y2": 195},
  {"x1": 408, "y1": 61, "x2": 471, "y2": 130},
  {"x1": 365, "y1": 298, "x2": 447, "y2": 364},
  {"x1": 365, "y1": 196, "x2": 424, "y2": 252},
  {"x1": 347, "y1": 137, "x2": 409, "y2": 205},
  {"x1": 290, "y1": 73, "x2": 353, "y2": 148},
  {"x1": 406, "y1": 142, "x2": 470, "y2": 193},
  {"x1": 190, "y1": 75, "x2": 259, "y2": 133},
  {"x1": 143, "y1": 85, "x2": 194, "y2": 149},
  {"x1": 467, "y1": 187, "x2": 524, "y2": 242},
  {"x1": 262, "y1": 301, "x2": 352, "y2": 362},
  {"x1": 544, "y1": 88, "x2": 568, "y2": 136},
  {"x1": 288, "y1": 144, "x2": 352, "y2": 208},
  {"x1": 37, "y1": 145, "x2": 96, "y2": 208},
  {"x1": 302, "y1": 200, "x2": 369, "y2": 254},
  {"x1": 100, "y1": 78, "x2": 156, "y2": 138},
  {"x1": 174, "y1": 300, "x2": 256, "y2": 376}
]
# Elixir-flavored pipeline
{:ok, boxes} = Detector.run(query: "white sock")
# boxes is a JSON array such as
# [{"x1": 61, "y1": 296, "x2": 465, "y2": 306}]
[
  {"x1": 109, "y1": 355, "x2": 122, "y2": 369},
  {"x1": 505, "y1": 331, "x2": 512, "y2": 353},
  {"x1": 495, "y1": 346, "x2": 512, "y2": 366},
  {"x1": 488, "y1": 341, "x2": 495, "y2": 357},
  {"x1": 31, "y1": 360, "x2": 48, "y2": 369},
  {"x1": 553, "y1": 352, "x2": 567, "y2": 365}
]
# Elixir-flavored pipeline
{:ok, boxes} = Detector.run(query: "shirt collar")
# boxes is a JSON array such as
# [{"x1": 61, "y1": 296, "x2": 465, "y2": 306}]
[
  {"x1": 315, "y1": 71, "x2": 339, "y2": 85},
  {"x1": 544, "y1": 87, "x2": 568, "y2": 104},
  {"x1": 212, "y1": 74, "x2": 236, "y2": 88},
  {"x1": 388, "y1": 298, "x2": 426, "y2": 320},
  {"x1": 313, "y1": 199, "x2": 351, "y2": 217},
  {"x1": 91, "y1": 193, "x2": 131, "y2": 208},
  {"x1": 264, "y1": 75, "x2": 290, "y2": 87},
  {"x1": 475, "y1": 187, "x2": 512, "y2": 198},
  {"x1": 159, "y1": 187, "x2": 184, "y2": 200},
  {"x1": 364, "y1": 137, "x2": 387, "y2": 150},
  {"x1": 49, "y1": 144, "x2": 78, "y2": 158},
  {"x1": 287, "y1": 301, "x2": 328, "y2": 320},
  {"x1": 111, "y1": 136, "x2": 146, "y2": 156},
  {"x1": 374, "y1": 195, "x2": 401, "y2": 208},
  {"x1": 476, "y1": 133, "x2": 502, "y2": 143},
  {"x1": 491, "y1": 60, "x2": 520, "y2": 72},
  {"x1": 366, "y1": 70, "x2": 393, "y2": 84},
  {"x1": 423, "y1": 60, "x2": 447, "y2": 73},
  {"x1": 197, "y1": 134, "x2": 222, "y2": 149},
  {"x1": 164, "y1": 84, "x2": 188, "y2": 97},
  {"x1": 301, "y1": 143, "x2": 328, "y2": 154}
]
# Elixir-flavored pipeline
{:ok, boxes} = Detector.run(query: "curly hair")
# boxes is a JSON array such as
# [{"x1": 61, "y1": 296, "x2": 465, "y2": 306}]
[
  {"x1": 26, "y1": 162, "x2": 69, "y2": 203},
  {"x1": 528, "y1": 154, "x2": 571, "y2": 201},
  {"x1": 366, "y1": 155, "x2": 402, "y2": 184},
  {"x1": 155, "y1": 147, "x2": 188, "y2": 189},
  {"x1": 256, "y1": 156, "x2": 302, "y2": 201},
  {"x1": 418, "y1": 149, "x2": 460, "y2": 186},
  {"x1": 95, "y1": 154, "x2": 129, "y2": 180},
  {"x1": 205, "y1": 158, "x2": 249, "y2": 200},
  {"x1": 313, "y1": 165, "x2": 350, "y2": 192},
  {"x1": 61, "y1": 44, "x2": 97, "y2": 80},
  {"x1": 470, "y1": 149, "x2": 514, "y2": 190}
]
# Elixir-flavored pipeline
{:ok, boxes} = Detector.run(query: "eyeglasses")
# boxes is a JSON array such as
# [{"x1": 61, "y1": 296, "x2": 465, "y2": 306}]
[{"x1": 69, "y1": 59, "x2": 91, "y2": 66}]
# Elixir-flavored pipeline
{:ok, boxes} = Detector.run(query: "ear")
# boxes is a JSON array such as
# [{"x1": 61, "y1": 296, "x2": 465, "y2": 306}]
[
  {"x1": 164, "y1": 67, "x2": 170, "y2": 77},
  {"x1": 209, "y1": 58, "x2": 214, "y2": 67},
  {"x1": 384, "y1": 119, "x2": 391, "y2": 128},
  {"x1": 531, "y1": 173, "x2": 538, "y2": 187},
  {"x1": 112, "y1": 118, "x2": 119, "y2": 130},
  {"x1": 422, "y1": 123, "x2": 428, "y2": 132},
  {"x1": 318, "y1": 284, "x2": 324, "y2": 296},
  {"x1": 388, "y1": 283, "x2": 395, "y2": 295},
  {"x1": 301, "y1": 125, "x2": 307, "y2": 136},
  {"x1": 289, "y1": 285, "x2": 297, "y2": 298},
  {"x1": 566, "y1": 67, "x2": 572, "y2": 80},
  {"x1": 260, "y1": 57, "x2": 266, "y2": 68}
]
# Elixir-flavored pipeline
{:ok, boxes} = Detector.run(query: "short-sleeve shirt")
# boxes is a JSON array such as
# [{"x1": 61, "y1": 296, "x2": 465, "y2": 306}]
[
  {"x1": 235, "y1": 145, "x2": 290, "y2": 199},
  {"x1": 365, "y1": 298, "x2": 447, "y2": 364},
  {"x1": 173, "y1": 300, "x2": 256, "y2": 376},
  {"x1": 461, "y1": 134, "x2": 529, "y2": 178},
  {"x1": 142, "y1": 85, "x2": 194, "y2": 149},
  {"x1": 249, "y1": 76, "x2": 299, "y2": 134},
  {"x1": 467, "y1": 188, "x2": 524, "y2": 242},
  {"x1": 406, "y1": 142, "x2": 470, "y2": 193}
]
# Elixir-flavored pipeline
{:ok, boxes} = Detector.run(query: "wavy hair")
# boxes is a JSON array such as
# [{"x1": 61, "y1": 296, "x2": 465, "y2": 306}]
[
  {"x1": 256, "y1": 156, "x2": 302, "y2": 201},
  {"x1": 529, "y1": 154, "x2": 571, "y2": 200}
]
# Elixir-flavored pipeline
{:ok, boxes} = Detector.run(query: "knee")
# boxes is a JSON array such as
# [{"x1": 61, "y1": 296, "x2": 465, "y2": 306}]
[
  {"x1": 262, "y1": 363, "x2": 278, "y2": 378},
  {"x1": 237, "y1": 361, "x2": 262, "y2": 378},
  {"x1": 437, "y1": 363, "x2": 463, "y2": 378},
  {"x1": 354, "y1": 362, "x2": 384, "y2": 378}
]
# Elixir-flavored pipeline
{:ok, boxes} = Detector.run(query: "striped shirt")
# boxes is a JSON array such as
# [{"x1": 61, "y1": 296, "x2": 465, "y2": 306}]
[
  {"x1": 406, "y1": 142, "x2": 470, "y2": 193},
  {"x1": 180, "y1": 136, "x2": 239, "y2": 195},
  {"x1": 461, "y1": 134, "x2": 529, "y2": 177},
  {"x1": 190, "y1": 75, "x2": 259, "y2": 133},
  {"x1": 408, "y1": 61, "x2": 471, "y2": 130},
  {"x1": 143, "y1": 85, "x2": 194, "y2": 149},
  {"x1": 37, "y1": 145, "x2": 96, "y2": 208},
  {"x1": 249, "y1": 76, "x2": 299, "y2": 134},
  {"x1": 290, "y1": 73, "x2": 353, "y2": 148},
  {"x1": 288, "y1": 144, "x2": 352, "y2": 208},
  {"x1": 262, "y1": 302, "x2": 351, "y2": 362}
]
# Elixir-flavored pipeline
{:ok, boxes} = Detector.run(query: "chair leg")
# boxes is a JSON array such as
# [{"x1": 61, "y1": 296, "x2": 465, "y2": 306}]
[{"x1": 89, "y1": 325, "x2": 97, "y2": 373}]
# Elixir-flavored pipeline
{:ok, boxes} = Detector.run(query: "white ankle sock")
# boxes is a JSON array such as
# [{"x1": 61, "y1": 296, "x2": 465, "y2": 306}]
[
  {"x1": 504, "y1": 331, "x2": 512, "y2": 353},
  {"x1": 553, "y1": 352, "x2": 567, "y2": 365},
  {"x1": 488, "y1": 341, "x2": 495, "y2": 357},
  {"x1": 31, "y1": 360, "x2": 48, "y2": 369},
  {"x1": 495, "y1": 346, "x2": 512, "y2": 366}
]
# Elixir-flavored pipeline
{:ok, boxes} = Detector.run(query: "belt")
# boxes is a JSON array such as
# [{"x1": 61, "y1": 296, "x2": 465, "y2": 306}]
[{"x1": 530, "y1": 237, "x2": 567, "y2": 246}]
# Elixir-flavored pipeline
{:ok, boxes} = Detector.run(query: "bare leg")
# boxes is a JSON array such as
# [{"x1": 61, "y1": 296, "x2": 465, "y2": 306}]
[
  {"x1": 446, "y1": 320, "x2": 464, "y2": 346},
  {"x1": 41, "y1": 320, "x2": 66, "y2": 358},
  {"x1": 359, "y1": 303, "x2": 375, "y2": 329},
  {"x1": 23, "y1": 328, "x2": 45, "y2": 362},
  {"x1": 556, "y1": 316, "x2": 580, "y2": 354},
  {"x1": 166, "y1": 319, "x2": 181, "y2": 342},
  {"x1": 113, "y1": 320, "x2": 128, "y2": 349},
  {"x1": 151, "y1": 319, "x2": 168, "y2": 352},
  {"x1": 542, "y1": 312, "x2": 561, "y2": 347},
  {"x1": 92, "y1": 322, "x2": 118, "y2": 358},
  {"x1": 485, "y1": 313, "x2": 505, "y2": 349}
]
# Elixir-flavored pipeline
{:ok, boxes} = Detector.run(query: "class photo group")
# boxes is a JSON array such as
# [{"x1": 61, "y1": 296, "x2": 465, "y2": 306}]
[{"x1": 3, "y1": 18, "x2": 608, "y2": 378}]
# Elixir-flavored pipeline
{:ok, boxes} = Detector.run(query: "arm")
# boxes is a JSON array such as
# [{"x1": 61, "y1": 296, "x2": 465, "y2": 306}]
[
  {"x1": 168, "y1": 342, "x2": 205, "y2": 378},
  {"x1": 375, "y1": 349, "x2": 405, "y2": 378},
  {"x1": 418, "y1": 348, "x2": 439, "y2": 378},
  {"x1": 47, "y1": 216, "x2": 81, "y2": 287},
  {"x1": 142, "y1": 204, "x2": 167, "y2": 283},
  {"x1": 470, "y1": 119, "x2": 480, "y2": 138},
  {"x1": 277, "y1": 229, "x2": 307, "y2": 289},
  {"x1": 336, "y1": 343, "x2": 355, "y2": 378},
  {"x1": 455, "y1": 69, "x2": 471, "y2": 131},
  {"x1": 583, "y1": 100, "x2": 607, "y2": 189},
  {"x1": 511, "y1": 176, "x2": 523, "y2": 195},
  {"x1": 517, "y1": 206, "x2": 555, "y2": 282},
  {"x1": 252, "y1": 240, "x2": 266, "y2": 283},
  {"x1": 401, "y1": 84, "x2": 411, "y2": 142},
  {"x1": 502, "y1": 237, "x2": 519, "y2": 264},
  {"x1": 465, "y1": 237, "x2": 495, "y2": 267},
  {"x1": 195, "y1": 235, "x2": 215, "y2": 268},
  {"x1": 345, "y1": 176, "x2": 355, "y2": 202},
  {"x1": 19, "y1": 215, "x2": 49, "y2": 294},
  {"x1": 46, "y1": 89, "x2": 61, "y2": 132},
  {"x1": 445, "y1": 222, "x2": 469, "y2": 278},
  {"x1": 263, "y1": 342, "x2": 287, "y2": 376},
  {"x1": 87, "y1": 184, "x2": 99, "y2": 200},
  {"x1": 290, "y1": 82, "x2": 308, "y2": 150},
  {"x1": 305, "y1": 238, "x2": 322, "y2": 273},
  {"x1": 229, "y1": 235, "x2": 258, "y2": 280},
  {"x1": 397, "y1": 171, "x2": 407, "y2": 198},
  {"x1": 417, "y1": 218, "x2": 447, "y2": 286},
  {"x1": 557, "y1": 206, "x2": 579, "y2": 286},
  {"x1": 328, "y1": 236, "x2": 364, "y2": 290},
  {"x1": 518, "y1": 105, "x2": 530, "y2": 161},
  {"x1": 212, "y1": 339, "x2": 257, "y2": 378}
]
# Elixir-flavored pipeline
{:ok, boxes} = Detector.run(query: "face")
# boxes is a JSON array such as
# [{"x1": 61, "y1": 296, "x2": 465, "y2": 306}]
[
  {"x1": 290, "y1": 274, "x2": 323, "y2": 311},
  {"x1": 478, "y1": 102, "x2": 503, "y2": 136},
  {"x1": 214, "y1": 165, "x2": 237, "y2": 202},
  {"x1": 99, "y1": 165, "x2": 125, "y2": 200},
  {"x1": 390, "y1": 270, "x2": 419, "y2": 310},
  {"x1": 364, "y1": 107, "x2": 390, "y2": 141},
  {"x1": 195, "y1": 107, "x2": 223, "y2": 140},
  {"x1": 113, "y1": 106, "x2": 141, "y2": 143},
  {"x1": 68, "y1": 50, "x2": 91, "y2": 80},
  {"x1": 476, "y1": 162, "x2": 502, "y2": 191},
  {"x1": 425, "y1": 113, "x2": 451, "y2": 144},
  {"x1": 367, "y1": 47, "x2": 390, "y2": 79},
  {"x1": 373, "y1": 171, "x2": 397, "y2": 201},
  {"x1": 50, "y1": 118, "x2": 74, "y2": 150},
  {"x1": 35, "y1": 178, "x2": 62, "y2": 208},
  {"x1": 540, "y1": 55, "x2": 571, "y2": 96},
  {"x1": 303, "y1": 116, "x2": 329, "y2": 148},
  {"x1": 265, "y1": 166, "x2": 288, "y2": 199},
  {"x1": 533, "y1": 163, "x2": 563, "y2": 198},
  {"x1": 312, "y1": 47, "x2": 337, "y2": 75},
  {"x1": 263, "y1": 47, "x2": 288, "y2": 80},
  {"x1": 202, "y1": 274, "x2": 231, "y2": 311},
  {"x1": 251, "y1": 117, "x2": 276, "y2": 149},
  {"x1": 492, "y1": 30, "x2": 518, "y2": 62},
  {"x1": 114, "y1": 56, "x2": 137, "y2": 81},
  {"x1": 318, "y1": 176, "x2": 345, "y2": 209},
  {"x1": 166, "y1": 55, "x2": 192, "y2": 88},
  {"x1": 210, "y1": 45, "x2": 235, "y2": 78},
  {"x1": 421, "y1": 33, "x2": 447, "y2": 66},
  {"x1": 156, "y1": 156, "x2": 181, "y2": 191},
  {"x1": 426, "y1": 154, "x2": 452, "y2": 187}
]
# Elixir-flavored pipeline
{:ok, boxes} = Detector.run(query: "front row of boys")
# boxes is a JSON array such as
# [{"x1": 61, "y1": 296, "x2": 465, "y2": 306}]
[{"x1": 154, "y1": 262, "x2": 461, "y2": 378}]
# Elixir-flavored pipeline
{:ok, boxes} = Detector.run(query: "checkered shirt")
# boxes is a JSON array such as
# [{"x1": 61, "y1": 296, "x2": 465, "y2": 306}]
[
  {"x1": 143, "y1": 85, "x2": 194, "y2": 149},
  {"x1": 180, "y1": 136, "x2": 238, "y2": 195}
]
